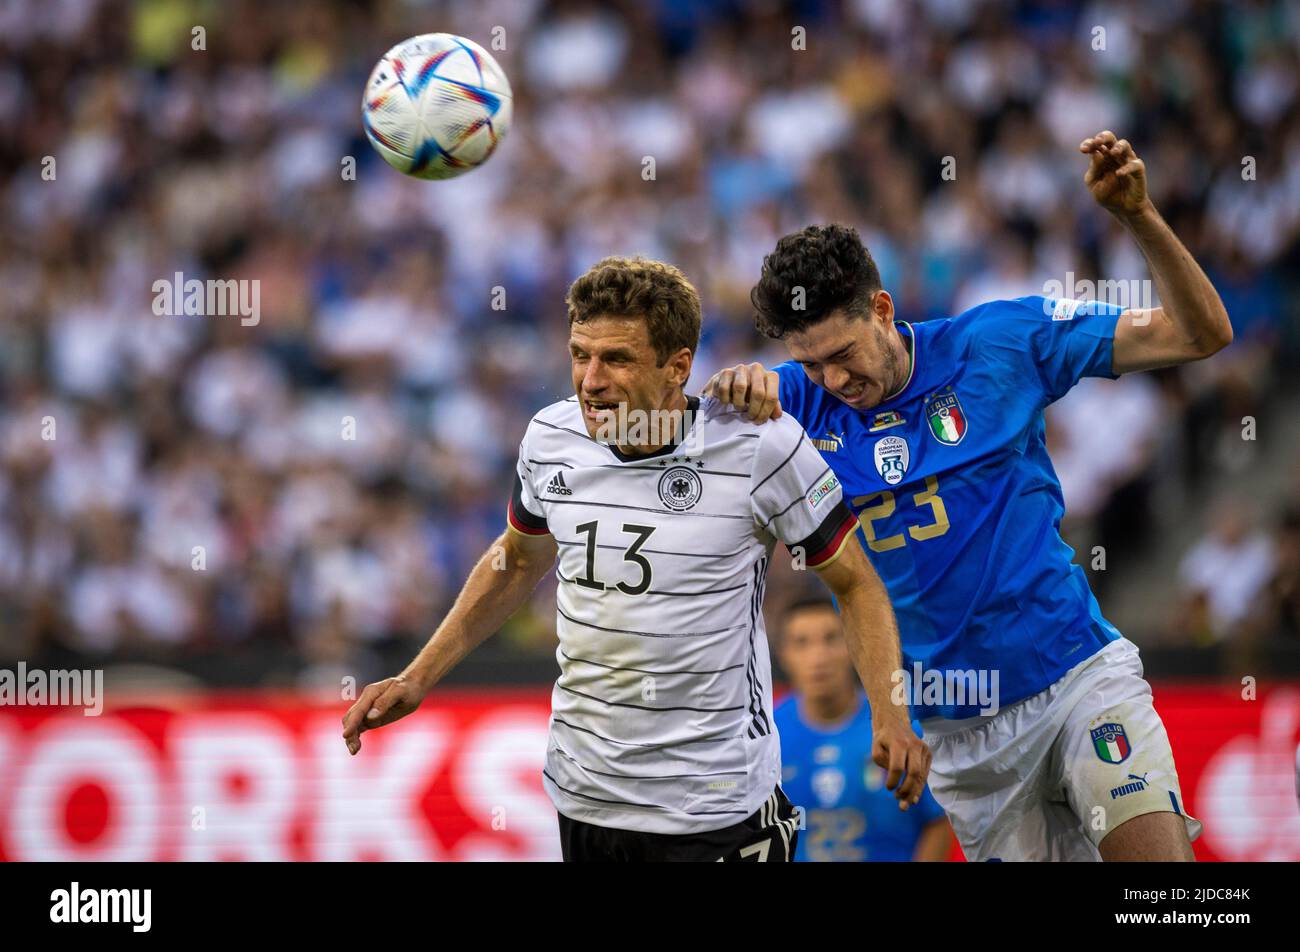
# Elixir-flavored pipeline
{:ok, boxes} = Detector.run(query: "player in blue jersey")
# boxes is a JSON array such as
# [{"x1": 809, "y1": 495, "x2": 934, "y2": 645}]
[
  {"x1": 775, "y1": 596, "x2": 952, "y2": 861},
  {"x1": 707, "y1": 132, "x2": 1232, "y2": 861}
]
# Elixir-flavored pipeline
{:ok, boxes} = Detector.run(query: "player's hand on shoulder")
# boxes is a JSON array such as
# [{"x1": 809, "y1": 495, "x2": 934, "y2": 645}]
[
  {"x1": 702, "y1": 362, "x2": 783, "y2": 423},
  {"x1": 871, "y1": 718, "x2": 933, "y2": 811},
  {"x1": 1079, "y1": 130, "x2": 1151, "y2": 220},
  {"x1": 341, "y1": 671, "x2": 429, "y2": 755}
]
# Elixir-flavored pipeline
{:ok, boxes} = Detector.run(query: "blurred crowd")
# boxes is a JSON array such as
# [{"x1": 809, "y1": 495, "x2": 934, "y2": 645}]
[{"x1": 1, "y1": 0, "x2": 1298, "y2": 686}]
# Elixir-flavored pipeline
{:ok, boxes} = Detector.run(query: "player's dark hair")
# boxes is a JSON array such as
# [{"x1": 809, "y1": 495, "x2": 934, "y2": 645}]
[
  {"x1": 774, "y1": 593, "x2": 839, "y2": 645},
  {"x1": 780, "y1": 594, "x2": 837, "y2": 622},
  {"x1": 567, "y1": 256, "x2": 701, "y2": 365},
  {"x1": 750, "y1": 223, "x2": 882, "y2": 339}
]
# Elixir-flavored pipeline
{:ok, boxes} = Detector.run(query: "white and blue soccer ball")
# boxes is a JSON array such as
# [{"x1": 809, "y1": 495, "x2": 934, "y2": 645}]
[{"x1": 362, "y1": 33, "x2": 513, "y2": 180}]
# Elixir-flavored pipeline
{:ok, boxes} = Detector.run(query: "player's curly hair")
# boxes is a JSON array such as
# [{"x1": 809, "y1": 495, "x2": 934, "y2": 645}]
[
  {"x1": 567, "y1": 256, "x2": 701, "y2": 365},
  {"x1": 750, "y1": 224, "x2": 882, "y2": 339}
]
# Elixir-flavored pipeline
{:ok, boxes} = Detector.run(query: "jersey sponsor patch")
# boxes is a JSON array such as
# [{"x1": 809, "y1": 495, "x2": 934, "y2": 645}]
[
  {"x1": 806, "y1": 473, "x2": 841, "y2": 512},
  {"x1": 1051, "y1": 297, "x2": 1085, "y2": 321},
  {"x1": 925, "y1": 388, "x2": 967, "y2": 446},
  {"x1": 1090, "y1": 721, "x2": 1132, "y2": 764},
  {"x1": 873, "y1": 435, "x2": 910, "y2": 486},
  {"x1": 869, "y1": 411, "x2": 906, "y2": 433},
  {"x1": 657, "y1": 465, "x2": 702, "y2": 511}
]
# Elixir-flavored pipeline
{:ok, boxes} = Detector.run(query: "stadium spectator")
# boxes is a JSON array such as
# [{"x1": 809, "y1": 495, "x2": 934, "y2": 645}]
[
  {"x1": 0, "y1": 0, "x2": 1297, "y2": 682},
  {"x1": 1175, "y1": 495, "x2": 1277, "y2": 646}
]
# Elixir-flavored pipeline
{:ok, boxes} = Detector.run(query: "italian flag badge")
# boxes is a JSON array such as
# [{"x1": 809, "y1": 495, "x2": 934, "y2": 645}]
[
  {"x1": 1090, "y1": 722, "x2": 1132, "y2": 764},
  {"x1": 925, "y1": 389, "x2": 967, "y2": 445}
]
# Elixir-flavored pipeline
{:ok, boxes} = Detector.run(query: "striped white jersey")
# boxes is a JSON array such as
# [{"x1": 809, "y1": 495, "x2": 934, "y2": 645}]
[{"x1": 507, "y1": 395, "x2": 858, "y2": 834}]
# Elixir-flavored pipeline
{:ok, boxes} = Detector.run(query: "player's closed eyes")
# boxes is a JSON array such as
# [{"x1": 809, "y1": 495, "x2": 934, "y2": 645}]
[{"x1": 803, "y1": 348, "x2": 853, "y2": 369}]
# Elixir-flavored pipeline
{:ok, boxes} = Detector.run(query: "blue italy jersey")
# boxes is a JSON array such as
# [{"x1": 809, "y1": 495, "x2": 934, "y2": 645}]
[
  {"x1": 775, "y1": 693, "x2": 945, "y2": 861},
  {"x1": 775, "y1": 296, "x2": 1127, "y2": 720}
]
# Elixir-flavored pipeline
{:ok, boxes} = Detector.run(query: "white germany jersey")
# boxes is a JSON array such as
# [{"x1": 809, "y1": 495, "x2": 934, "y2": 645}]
[{"x1": 507, "y1": 395, "x2": 858, "y2": 834}]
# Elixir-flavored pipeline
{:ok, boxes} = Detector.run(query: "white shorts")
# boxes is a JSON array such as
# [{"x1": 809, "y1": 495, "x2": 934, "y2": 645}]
[{"x1": 922, "y1": 638, "x2": 1202, "y2": 861}]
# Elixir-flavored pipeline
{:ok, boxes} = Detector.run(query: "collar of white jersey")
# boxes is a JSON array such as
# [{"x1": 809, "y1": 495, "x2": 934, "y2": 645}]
[{"x1": 604, "y1": 394, "x2": 701, "y2": 463}]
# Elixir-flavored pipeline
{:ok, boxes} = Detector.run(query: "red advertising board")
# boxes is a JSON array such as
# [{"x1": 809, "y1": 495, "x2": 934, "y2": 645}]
[
  {"x1": 0, "y1": 684, "x2": 1296, "y2": 861},
  {"x1": 1155, "y1": 684, "x2": 1300, "y2": 862}
]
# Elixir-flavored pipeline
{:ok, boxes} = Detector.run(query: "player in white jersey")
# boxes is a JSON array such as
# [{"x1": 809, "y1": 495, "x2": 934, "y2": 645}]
[{"x1": 342, "y1": 256, "x2": 930, "y2": 862}]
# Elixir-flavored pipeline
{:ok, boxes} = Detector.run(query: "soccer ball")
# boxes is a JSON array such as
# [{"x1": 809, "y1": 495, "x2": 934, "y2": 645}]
[{"x1": 362, "y1": 33, "x2": 513, "y2": 180}]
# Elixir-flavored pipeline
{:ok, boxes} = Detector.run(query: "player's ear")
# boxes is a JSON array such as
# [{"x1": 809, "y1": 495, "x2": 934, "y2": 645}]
[
  {"x1": 872, "y1": 289, "x2": 895, "y2": 325},
  {"x1": 666, "y1": 347, "x2": 693, "y2": 388}
]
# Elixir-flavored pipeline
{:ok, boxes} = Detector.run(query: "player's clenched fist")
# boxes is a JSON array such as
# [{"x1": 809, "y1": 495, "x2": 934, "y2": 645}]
[
  {"x1": 341, "y1": 673, "x2": 428, "y2": 755},
  {"x1": 1079, "y1": 130, "x2": 1151, "y2": 219},
  {"x1": 871, "y1": 720, "x2": 933, "y2": 811},
  {"x1": 702, "y1": 362, "x2": 783, "y2": 423}
]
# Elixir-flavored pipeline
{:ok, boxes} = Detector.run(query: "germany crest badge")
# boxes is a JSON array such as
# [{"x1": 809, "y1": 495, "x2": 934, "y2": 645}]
[
  {"x1": 658, "y1": 466, "x2": 702, "y2": 511},
  {"x1": 1090, "y1": 722, "x2": 1131, "y2": 764},
  {"x1": 925, "y1": 388, "x2": 967, "y2": 446}
]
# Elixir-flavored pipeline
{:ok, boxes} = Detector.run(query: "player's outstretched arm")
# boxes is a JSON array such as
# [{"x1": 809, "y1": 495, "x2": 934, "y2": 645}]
[
  {"x1": 813, "y1": 538, "x2": 932, "y2": 811},
  {"x1": 1079, "y1": 131, "x2": 1233, "y2": 375},
  {"x1": 702, "y1": 362, "x2": 782, "y2": 423},
  {"x1": 342, "y1": 528, "x2": 557, "y2": 755}
]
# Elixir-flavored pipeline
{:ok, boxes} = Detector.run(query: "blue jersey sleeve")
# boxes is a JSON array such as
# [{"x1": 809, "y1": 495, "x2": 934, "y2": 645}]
[
  {"x1": 979, "y1": 295, "x2": 1126, "y2": 405},
  {"x1": 774, "y1": 361, "x2": 807, "y2": 419}
]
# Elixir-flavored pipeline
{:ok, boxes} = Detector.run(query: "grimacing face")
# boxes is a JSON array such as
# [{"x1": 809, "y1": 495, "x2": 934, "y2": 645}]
[
  {"x1": 778, "y1": 605, "x2": 856, "y2": 702},
  {"x1": 785, "y1": 291, "x2": 903, "y2": 410},
  {"x1": 569, "y1": 315, "x2": 693, "y2": 444}
]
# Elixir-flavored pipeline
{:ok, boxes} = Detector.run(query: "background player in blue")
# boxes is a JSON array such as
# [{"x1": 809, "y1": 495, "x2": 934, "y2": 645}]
[
  {"x1": 775, "y1": 596, "x2": 952, "y2": 862},
  {"x1": 708, "y1": 131, "x2": 1233, "y2": 861}
]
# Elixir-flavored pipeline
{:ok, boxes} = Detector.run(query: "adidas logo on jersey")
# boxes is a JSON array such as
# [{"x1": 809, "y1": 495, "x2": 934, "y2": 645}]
[{"x1": 545, "y1": 472, "x2": 573, "y2": 496}]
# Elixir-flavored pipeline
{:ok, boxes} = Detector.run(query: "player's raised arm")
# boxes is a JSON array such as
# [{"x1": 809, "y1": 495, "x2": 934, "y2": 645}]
[
  {"x1": 1078, "y1": 131, "x2": 1232, "y2": 375},
  {"x1": 342, "y1": 495, "x2": 558, "y2": 756},
  {"x1": 702, "y1": 362, "x2": 782, "y2": 422}
]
